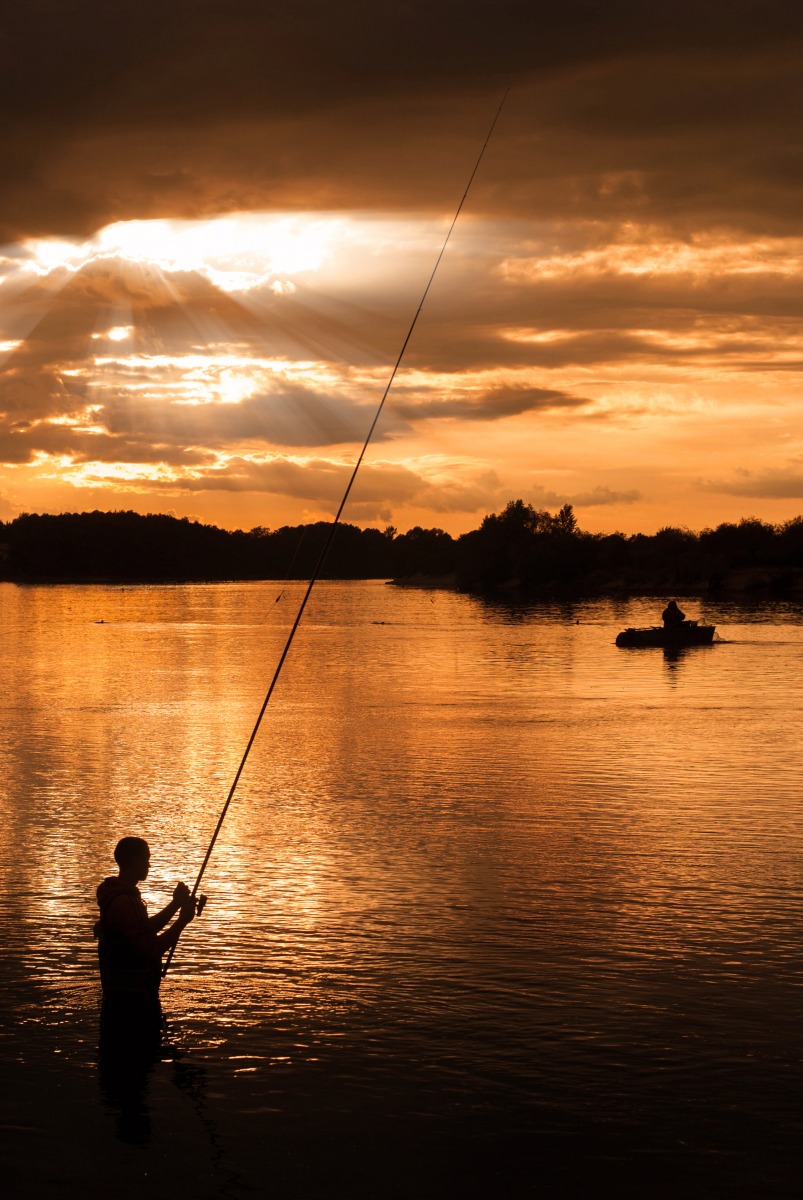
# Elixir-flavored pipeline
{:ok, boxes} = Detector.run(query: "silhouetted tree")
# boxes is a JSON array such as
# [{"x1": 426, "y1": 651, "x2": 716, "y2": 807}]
[
  {"x1": 392, "y1": 526, "x2": 455, "y2": 577},
  {"x1": 4, "y1": 505, "x2": 803, "y2": 594}
]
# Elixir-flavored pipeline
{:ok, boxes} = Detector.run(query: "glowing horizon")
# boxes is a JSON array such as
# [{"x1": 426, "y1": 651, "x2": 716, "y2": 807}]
[{"x1": 2, "y1": 209, "x2": 803, "y2": 537}]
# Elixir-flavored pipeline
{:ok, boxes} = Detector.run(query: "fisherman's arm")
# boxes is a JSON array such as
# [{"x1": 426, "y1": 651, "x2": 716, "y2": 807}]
[
  {"x1": 148, "y1": 882, "x2": 191, "y2": 931},
  {"x1": 107, "y1": 890, "x2": 193, "y2": 956},
  {"x1": 154, "y1": 896, "x2": 196, "y2": 953}
]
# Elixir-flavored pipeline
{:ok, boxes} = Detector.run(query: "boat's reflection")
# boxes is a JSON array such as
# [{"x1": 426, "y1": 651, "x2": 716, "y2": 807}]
[{"x1": 662, "y1": 641, "x2": 719, "y2": 673}]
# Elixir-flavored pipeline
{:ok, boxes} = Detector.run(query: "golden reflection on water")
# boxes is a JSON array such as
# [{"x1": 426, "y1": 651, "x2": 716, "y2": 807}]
[{"x1": 1, "y1": 582, "x2": 802, "y2": 1190}]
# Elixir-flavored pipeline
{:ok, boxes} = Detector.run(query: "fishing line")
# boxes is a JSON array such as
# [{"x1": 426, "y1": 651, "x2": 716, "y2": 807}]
[
  {"x1": 257, "y1": 524, "x2": 309, "y2": 618},
  {"x1": 163, "y1": 90, "x2": 509, "y2": 978}
]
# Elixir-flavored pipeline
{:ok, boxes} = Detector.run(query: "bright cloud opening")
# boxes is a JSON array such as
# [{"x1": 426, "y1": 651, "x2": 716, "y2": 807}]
[
  {"x1": 16, "y1": 211, "x2": 452, "y2": 299},
  {"x1": 91, "y1": 326, "x2": 133, "y2": 342},
  {"x1": 21, "y1": 214, "x2": 352, "y2": 292}
]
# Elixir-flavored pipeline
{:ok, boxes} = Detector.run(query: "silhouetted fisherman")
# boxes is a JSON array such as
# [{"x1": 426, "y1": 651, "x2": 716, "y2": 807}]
[
  {"x1": 95, "y1": 837, "x2": 195, "y2": 1143},
  {"x1": 95, "y1": 836, "x2": 195, "y2": 1013},
  {"x1": 661, "y1": 599, "x2": 686, "y2": 628}
]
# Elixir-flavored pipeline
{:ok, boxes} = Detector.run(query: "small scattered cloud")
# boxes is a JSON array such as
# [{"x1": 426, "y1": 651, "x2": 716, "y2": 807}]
[
  {"x1": 65, "y1": 451, "x2": 507, "y2": 521},
  {"x1": 0, "y1": 491, "x2": 17, "y2": 520},
  {"x1": 410, "y1": 470, "x2": 506, "y2": 515},
  {"x1": 702, "y1": 465, "x2": 803, "y2": 498},
  {"x1": 150, "y1": 456, "x2": 421, "y2": 505},
  {"x1": 527, "y1": 483, "x2": 642, "y2": 508},
  {"x1": 569, "y1": 485, "x2": 642, "y2": 507}
]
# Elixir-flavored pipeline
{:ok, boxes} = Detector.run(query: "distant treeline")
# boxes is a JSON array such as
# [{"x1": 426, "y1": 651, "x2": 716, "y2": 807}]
[
  {"x1": 3, "y1": 503, "x2": 803, "y2": 594},
  {"x1": 454, "y1": 500, "x2": 803, "y2": 595}
]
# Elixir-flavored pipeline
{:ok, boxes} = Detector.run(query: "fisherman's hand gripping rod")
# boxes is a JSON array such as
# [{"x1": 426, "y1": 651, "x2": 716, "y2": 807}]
[{"x1": 162, "y1": 91, "x2": 509, "y2": 978}]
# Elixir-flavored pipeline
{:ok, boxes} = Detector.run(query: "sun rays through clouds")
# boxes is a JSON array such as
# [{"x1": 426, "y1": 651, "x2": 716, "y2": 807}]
[{"x1": 3, "y1": 207, "x2": 803, "y2": 533}]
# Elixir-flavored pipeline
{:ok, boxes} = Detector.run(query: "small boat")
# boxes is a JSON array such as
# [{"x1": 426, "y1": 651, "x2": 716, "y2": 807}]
[{"x1": 615, "y1": 620, "x2": 716, "y2": 648}]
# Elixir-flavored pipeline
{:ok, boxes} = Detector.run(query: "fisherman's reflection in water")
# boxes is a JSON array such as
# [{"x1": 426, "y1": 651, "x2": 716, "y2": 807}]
[
  {"x1": 662, "y1": 646, "x2": 689, "y2": 676},
  {"x1": 95, "y1": 837, "x2": 195, "y2": 1143}
]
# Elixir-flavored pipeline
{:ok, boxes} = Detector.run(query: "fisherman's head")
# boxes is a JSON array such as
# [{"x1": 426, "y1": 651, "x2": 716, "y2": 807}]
[{"x1": 114, "y1": 836, "x2": 150, "y2": 881}]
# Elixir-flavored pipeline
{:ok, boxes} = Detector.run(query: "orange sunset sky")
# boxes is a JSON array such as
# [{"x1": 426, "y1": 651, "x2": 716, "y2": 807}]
[{"x1": 3, "y1": 2, "x2": 803, "y2": 536}]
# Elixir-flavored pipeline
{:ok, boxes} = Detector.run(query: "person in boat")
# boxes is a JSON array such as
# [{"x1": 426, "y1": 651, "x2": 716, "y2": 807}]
[
  {"x1": 95, "y1": 836, "x2": 195, "y2": 1009},
  {"x1": 661, "y1": 599, "x2": 686, "y2": 628}
]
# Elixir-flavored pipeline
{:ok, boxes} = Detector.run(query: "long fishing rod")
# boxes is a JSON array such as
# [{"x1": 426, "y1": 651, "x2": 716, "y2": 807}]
[{"x1": 163, "y1": 91, "x2": 509, "y2": 978}]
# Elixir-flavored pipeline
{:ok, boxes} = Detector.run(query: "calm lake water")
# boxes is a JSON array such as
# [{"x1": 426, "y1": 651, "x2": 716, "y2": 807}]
[{"x1": 0, "y1": 581, "x2": 801, "y2": 1198}]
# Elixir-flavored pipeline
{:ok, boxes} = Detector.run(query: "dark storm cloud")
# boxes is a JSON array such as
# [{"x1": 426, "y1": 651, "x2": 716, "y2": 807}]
[
  {"x1": 392, "y1": 383, "x2": 588, "y2": 420},
  {"x1": 0, "y1": 378, "x2": 375, "y2": 463},
  {"x1": 0, "y1": 417, "x2": 213, "y2": 467},
  {"x1": 125, "y1": 380, "x2": 572, "y2": 447},
  {"x1": 103, "y1": 384, "x2": 376, "y2": 449},
  {"x1": 4, "y1": 2, "x2": 803, "y2": 240},
  {"x1": 0, "y1": 375, "x2": 588, "y2": 467}
]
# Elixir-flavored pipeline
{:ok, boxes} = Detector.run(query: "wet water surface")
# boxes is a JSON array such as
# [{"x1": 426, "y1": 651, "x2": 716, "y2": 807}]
[{"x1": 0, "y1": 582, "x2": 801, "y2": 1197}]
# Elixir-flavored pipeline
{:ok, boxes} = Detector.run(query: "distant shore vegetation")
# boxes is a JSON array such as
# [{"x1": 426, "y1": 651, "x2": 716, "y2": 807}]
[{"x1": 3, "y1": 503, "x2": 803, "y2": 596}]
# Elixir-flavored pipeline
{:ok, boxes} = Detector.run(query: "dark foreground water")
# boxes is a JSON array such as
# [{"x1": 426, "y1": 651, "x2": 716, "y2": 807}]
[{"x1": 0, "y1": 582, "x2": 801, "y2": 1198}]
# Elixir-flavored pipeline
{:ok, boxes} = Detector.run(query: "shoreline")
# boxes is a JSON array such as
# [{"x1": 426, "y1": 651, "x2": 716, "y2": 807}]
[{"x1": 3, "y1": 568, "x2": 803, "y2": 600}]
